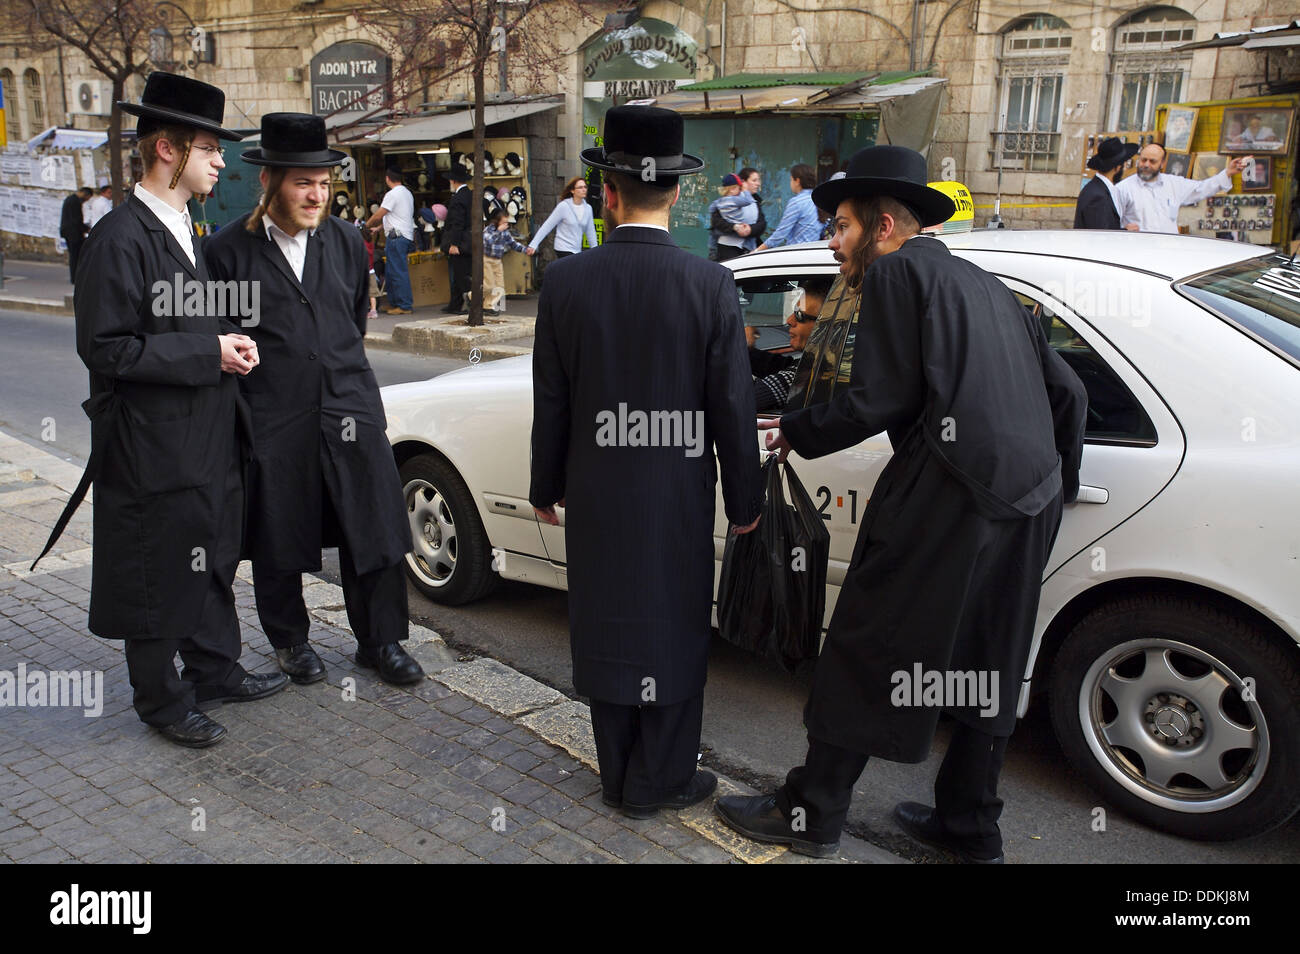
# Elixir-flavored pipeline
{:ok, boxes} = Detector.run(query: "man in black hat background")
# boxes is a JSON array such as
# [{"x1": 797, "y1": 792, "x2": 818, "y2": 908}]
[
  {"x1": 716, "y1": 145, "x2": 1087, "y2": 860},
  {"x1": 1074, "y1": 137, "x2": 1138, "y2": 229},
  {"x1": 59, "y1": 187, "x2": 91, "y2": 281},
  {"x1": 530, "y1": 105, "x2": 763, "y2": 818},
  {"x1": 36, "y1": 71, "x2": 288, "y2": 748},
  {"x1": 439, "y1": 166, "x2": 473, "y2": 313},
  {"x1": 205, "y1": 113, "x2": 424, "y2": 688}
]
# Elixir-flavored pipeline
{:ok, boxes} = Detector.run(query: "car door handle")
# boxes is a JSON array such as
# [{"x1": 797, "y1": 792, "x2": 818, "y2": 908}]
[{"x1": 1075, "y1": 484, "x2": 1109, "y2": 504}]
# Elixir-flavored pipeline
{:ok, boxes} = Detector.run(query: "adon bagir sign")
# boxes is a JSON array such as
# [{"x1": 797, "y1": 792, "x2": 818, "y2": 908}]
[{"x1": 311, "y1": 42, "x2": 390, "y2": 116}]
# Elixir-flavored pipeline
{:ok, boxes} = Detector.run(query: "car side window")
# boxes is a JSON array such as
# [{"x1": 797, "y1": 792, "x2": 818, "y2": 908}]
[
  {"x1": 785, "y1": 276, "x2": 861, "y2": 409},
  {"x1": 1012, "y1": 292, "x2": 1157, "y2": 444}
]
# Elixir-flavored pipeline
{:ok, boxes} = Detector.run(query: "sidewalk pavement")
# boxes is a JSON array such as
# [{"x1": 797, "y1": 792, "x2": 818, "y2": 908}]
[
  {"x1": 0, "y1": 258, "x2": 538, "y2": 360},
  {"x1": 0, "y1": 429, "x2": 898, "y2": 864}
]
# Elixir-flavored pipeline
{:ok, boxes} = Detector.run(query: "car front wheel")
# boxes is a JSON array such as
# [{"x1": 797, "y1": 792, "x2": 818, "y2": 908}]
[
  {"x1": 399, "y1": 452, "x2": 497, "y2": 605},
  {"x1": 1049, "y1": 595, "x2": 1300, "y2": 841}
]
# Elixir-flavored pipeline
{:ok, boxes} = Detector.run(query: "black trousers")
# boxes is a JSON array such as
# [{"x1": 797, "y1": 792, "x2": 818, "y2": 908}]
[
  {"x1": 448, "y1": 253, "x2": 472, "y2": 310},
  {"x1": 67, "y1": 238, "x2": 85, "y2": 283},
  {"x1": 589, "y1": 692, "x2": 703, "y2": 805},
  {"x1": 715, "y1": 244, "x2": 745, "y2": 262},
  {"x1": 252, "y1": 486, "x2": 408, "y2": 650},
  {"x1": 123, "y1": 453, "x2": 246, "y2": 726},
  {"x1": 777, "y1": 721, "x2": 1009, "y2": 856}
]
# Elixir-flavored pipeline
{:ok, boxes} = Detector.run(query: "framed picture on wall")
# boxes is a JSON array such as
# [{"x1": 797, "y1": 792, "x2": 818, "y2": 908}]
[
  {"x1": 1165, "y1": 150, "x2": 1191, "y2": 178},
  {"x1": 1219, "y1": 107, "x2": 1292, "y2": 153},
  {"x1": 1241, "y1": 155, "x2": 1273, "y2": 191},
  {"x1": 1163, "y1": 106, "x2": 1198, "y2": 153},
  {"x1": 1191, "y1": 153, "x2": 1230, "y2": 181}
]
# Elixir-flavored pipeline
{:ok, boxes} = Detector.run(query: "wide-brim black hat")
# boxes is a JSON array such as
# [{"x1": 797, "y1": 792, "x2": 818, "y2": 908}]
[
  {"x1": 119, "y1": 71, "x2": 242, "y2": 142},
  {"x1": 811, "y1": 145, "x2": 955, "y2": 227},
  {"x1": 1087, "y1": 137, "x2": 1140, "y2": 172},
  {"x1": 579, "y1": 105, "x2": 704, "y2": 183},
  {"x1": 241, "y1": 112, "x2": 347, "y2": 167}
]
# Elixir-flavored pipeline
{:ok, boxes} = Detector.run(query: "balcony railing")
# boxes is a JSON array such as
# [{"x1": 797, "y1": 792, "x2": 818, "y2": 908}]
[{"x1": 989, "y1": 129, "x2": 1060, "y2": 172}]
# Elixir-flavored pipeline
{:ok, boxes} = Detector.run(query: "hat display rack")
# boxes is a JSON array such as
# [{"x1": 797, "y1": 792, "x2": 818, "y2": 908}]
[{"x1": 450, "y1": 134, "x2": 533, "y2": 296}]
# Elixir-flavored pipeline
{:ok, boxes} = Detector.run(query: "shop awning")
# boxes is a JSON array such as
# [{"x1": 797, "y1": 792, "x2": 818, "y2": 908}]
[
  {"x1": 644, "y1": 71, "x2": 944, "y2": 115},
  {"x1": 240, "y1": 110, "x2": 391, "y2": 144},
  {"x1": 1174, "y1": 20, "x2": 1300, "y2": 51},
  {"x1": 338, "y1": 99, "x2": 562, "y2": 145},
  {"x1": 24, "y1": 127, "x2": 109, "y2": 151},
  {"x1": 639, "y1": 72, "x2": 948, "y2": 152}
]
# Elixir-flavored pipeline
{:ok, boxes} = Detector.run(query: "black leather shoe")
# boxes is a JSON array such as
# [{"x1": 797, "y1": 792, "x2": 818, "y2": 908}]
[
  {"x1": 714, "y1": 793, "x2": 839, "y2": 858},
  {"x1": 621, "y1": 770, "x2": 717, "y2": 819},
  {"x1": 198, "y1": 671, "x2": 290, "y2": 705},
  {"x1": 893, "y1": 801, "x2": 1004, "y2": 864},
  {"x1": 275, "y1": 643, "x2": 327, "y2": 684},
  {"x1": 156, "y1": 710, "x2": 226, "y2": 748},
  {"x1": 355, "y1": 643, "x2": 425, "y2": 686}
]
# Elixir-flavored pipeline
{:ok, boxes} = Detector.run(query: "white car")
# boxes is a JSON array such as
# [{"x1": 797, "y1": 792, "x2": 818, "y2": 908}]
[{"x1": 383, "y1": 231, "x2": 1300, "y2": 841}]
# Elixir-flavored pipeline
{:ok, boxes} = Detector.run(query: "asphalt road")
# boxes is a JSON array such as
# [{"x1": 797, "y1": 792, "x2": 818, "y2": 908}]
[{"x1": 6, "y1": 303, "x2": 1298, "y2": 864}]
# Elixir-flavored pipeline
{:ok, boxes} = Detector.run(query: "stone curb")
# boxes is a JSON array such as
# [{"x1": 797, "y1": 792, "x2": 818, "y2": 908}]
[{"x1": 390, "y1": 314, "x2": 535, "y2": 357}]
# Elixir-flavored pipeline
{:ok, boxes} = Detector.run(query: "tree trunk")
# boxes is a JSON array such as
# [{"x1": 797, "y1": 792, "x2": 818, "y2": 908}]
[
  {"x1": 108, "y1": 74, "x2": 126, "y2": 204},
  {"x1": 468, "y1": 43, "x2": 486, "y2": 328}
]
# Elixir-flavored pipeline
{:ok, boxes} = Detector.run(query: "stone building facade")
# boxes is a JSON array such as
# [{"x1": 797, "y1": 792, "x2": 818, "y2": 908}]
[
  {"x1": 0, "y1": 0, "x2": 616, "y2": 257},
  {"x1": 642, "y1": 0, "x2": 1300, "y2": 227},
  {"x1": 3, "y1": 0, "x2": 1297, "y2": 249}
]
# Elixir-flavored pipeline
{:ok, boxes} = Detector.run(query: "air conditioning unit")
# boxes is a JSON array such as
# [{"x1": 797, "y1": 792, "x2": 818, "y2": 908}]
[{"x1": 71, "y1": 80, "x2": 112, "y2": 116}]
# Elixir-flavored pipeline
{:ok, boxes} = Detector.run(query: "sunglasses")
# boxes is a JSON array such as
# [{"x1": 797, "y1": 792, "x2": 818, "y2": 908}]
[{"x1": 791, "y1": 309, "x2": 818, "y2": 323}]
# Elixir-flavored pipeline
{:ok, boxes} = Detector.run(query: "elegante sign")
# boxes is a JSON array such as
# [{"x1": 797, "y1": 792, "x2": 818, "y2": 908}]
[{"x1": 310, "y1": 41, "x2": 391, "y2": 116}]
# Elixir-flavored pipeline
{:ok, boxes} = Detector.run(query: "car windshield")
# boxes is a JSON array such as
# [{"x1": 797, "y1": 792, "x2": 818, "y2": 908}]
[{"x1": 1178, "y1": 254, "x2": 1300, "y2": 364}]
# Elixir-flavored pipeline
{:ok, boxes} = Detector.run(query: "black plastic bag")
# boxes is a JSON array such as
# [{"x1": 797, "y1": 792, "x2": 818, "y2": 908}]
[{"x1": 717, "y1": 456, "x2": 830, "y2": 671}]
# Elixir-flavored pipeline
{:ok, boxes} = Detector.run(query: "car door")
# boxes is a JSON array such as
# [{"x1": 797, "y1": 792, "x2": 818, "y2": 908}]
[
  {"x1": 711, "y1": 271, "x2": 889, "y2": 628},
  {"x1": 991, "y1": 272, "x2": 1186, "y2": 575}
]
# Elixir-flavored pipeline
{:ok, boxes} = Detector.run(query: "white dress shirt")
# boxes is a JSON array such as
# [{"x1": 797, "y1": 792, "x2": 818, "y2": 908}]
[
  {"x1": 1115, "y1": 169, "x2": 1233, "y2": 234},
  {"x1": 1096, "y1": 172, "x2": 1121, "y2": 217},
  {"x1": 615, "y1": 222, "x2": 669, "y2": 232},
  {"x1": 133, "y1": 183, "x2": 195, "y2": 265},
  {"x1": 263, "y1": 217, "x2": 313, "y2": 282},
  {"x1": 85, "y1": 194, "x2": 112, "y2": 228}
]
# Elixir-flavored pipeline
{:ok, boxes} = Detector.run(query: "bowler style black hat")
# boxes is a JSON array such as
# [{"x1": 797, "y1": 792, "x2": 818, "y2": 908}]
[
  {"x1": 1087, "y1": 136, "x2": 1140, "y2": 172},
  {"x1": 241, "y1": 113, "x2": 347, "y2": 167},
  {"x1": 119, "y1": 71, "x2": 242, "y2": 142},
  {"x1": 580, "y1": 105, "x2": 705, "y2": 183},
  {"x1": 810, "y1": 145, "x2": 955, "y2": 227}
]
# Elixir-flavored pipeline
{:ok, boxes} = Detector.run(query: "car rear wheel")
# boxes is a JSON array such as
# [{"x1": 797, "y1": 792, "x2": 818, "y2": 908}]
[
  {"x1": 1049, "y1": 595, "x2": 1300, "y2": 841},
  {"x1": 399, "y1": 452, "x2": 497, "y2": 605}
]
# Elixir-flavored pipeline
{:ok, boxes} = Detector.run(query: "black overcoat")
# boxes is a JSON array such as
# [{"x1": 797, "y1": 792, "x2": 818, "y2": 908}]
[
  {"x1": 781, "y1": 236, "x2": 1087, "y2": 760},
  {"x1": 74, "y1": 195, "x2": 249, "y2": 639},
  {"x1": 1073, "y1": 175, "x2": 1122, "y2": 229},
  {"x1": 203, "y1": 214, "x2": 409, "y2": 574},
  {"x1": 530, "y1": 226, "x2": 764, "y2": 707},
  {"x1": 440, "y1": 186, "x2": 473, "y2": 253}
]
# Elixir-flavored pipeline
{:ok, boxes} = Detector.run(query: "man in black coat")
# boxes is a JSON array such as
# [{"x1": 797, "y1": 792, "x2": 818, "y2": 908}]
[
  {"x1": 205, "y1": 113, "x2": 423, "y2": 687},
  {"x1": 35, "y1": 72, "x2": 288, "y2": 748},
  {"x1": 60, "y1": 187, "x2": 91, "y2": 282},
  {"x1": 717, "y1": 146, "x2": 1088, "y2": 860},
  {"x1": 1074, "y1": 137, "x2": 1137, "y2": 229},
  {"x1": 530, "y1": 106, "x2": 764, "y2": 819},
  {"x1": 440, "y1": 167, "x2": 473, "y2": 313}
]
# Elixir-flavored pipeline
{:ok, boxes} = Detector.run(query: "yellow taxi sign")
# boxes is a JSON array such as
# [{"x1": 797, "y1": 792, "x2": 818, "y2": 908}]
[{"x1": 926, "y1": 180, "x2": 974, "y2": 233}]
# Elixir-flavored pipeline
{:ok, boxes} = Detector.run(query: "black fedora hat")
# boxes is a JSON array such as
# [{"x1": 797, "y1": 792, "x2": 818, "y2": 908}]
[
  {"x1": 1087, "y1": 136, "x2": 1140, "y2": 172},
  {"x1": 241, "y1": 113, "x2": 347, "y2": 167},
  {"x1": 579, "y1": 105, "x2": 704, "y2": 183},
  {"x1": 811, "y1": 145, "x2": 955, "y2": 227},
  {"x1": 119, "y1": 71, "x2": 242, "y2": 142}
]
